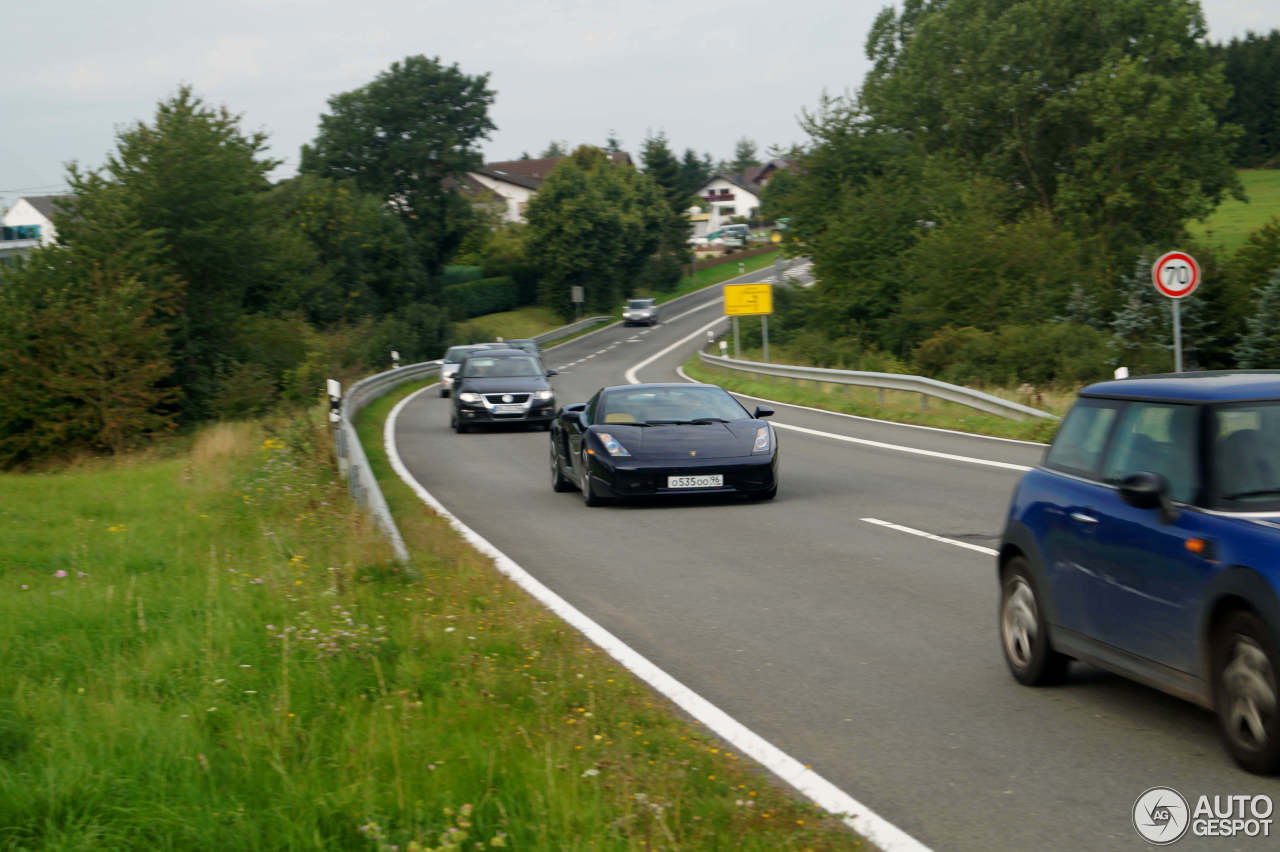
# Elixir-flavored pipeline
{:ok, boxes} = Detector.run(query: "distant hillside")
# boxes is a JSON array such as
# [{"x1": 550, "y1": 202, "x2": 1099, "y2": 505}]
[{"x1": 1188, "y1": 169, "x2": 1280, "y2": 252}]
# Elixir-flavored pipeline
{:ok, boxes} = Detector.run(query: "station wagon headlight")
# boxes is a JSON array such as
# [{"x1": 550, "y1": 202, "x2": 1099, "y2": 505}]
[
  {"x1": 753, "y1": 426, "x2": 771, "y2": 453},
  {"x1": 458, "y1": 392, "x2": 483, "y2": 404},
  {"x1": 597, "y1": 432, "x2": 631, "y2": 457},
  {"x1": 534, "y1": 390, "x2": 555, "y2": 401}
]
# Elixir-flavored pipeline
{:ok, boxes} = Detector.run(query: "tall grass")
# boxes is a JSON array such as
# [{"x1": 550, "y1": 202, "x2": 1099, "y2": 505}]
[{"x1": 0, "y1": 404, "x2": 864, "y2": 849}]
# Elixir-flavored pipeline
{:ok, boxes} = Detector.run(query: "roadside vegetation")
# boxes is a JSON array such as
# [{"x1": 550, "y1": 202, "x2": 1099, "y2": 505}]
[
  {"x1": 0, "y1": 404, "x2": 864, "y2": 850},
  {"x1": 684, "y1": 353, "x2": 1068, "y2": 443}
]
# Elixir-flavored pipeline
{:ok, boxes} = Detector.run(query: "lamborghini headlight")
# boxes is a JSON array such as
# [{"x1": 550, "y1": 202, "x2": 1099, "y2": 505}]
[
  {"x1": 597, "y1": 432, "x2": 631, "y2": 457},
  {"x1": 753, "y1": 425, "x2": 771, "y2": 453}
]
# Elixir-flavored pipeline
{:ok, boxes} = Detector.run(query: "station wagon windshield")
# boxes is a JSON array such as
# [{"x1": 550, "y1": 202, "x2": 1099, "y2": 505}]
[{"x1": 461, "y1": 356, "x2": 543, "y2": 379}]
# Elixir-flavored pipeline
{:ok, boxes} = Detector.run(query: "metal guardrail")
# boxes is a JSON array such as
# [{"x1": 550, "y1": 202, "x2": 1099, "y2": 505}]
[
  {"x1": 333, "y1": 315, "x2": 615, "y2": 562},
  {"x1": 698, "y1": 351, "x2": 1060, "y2": 422}
]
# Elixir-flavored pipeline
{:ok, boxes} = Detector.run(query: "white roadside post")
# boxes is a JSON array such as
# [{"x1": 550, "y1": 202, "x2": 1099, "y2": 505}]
[
  {"x1": 1151, "y1": 251, "x2": 1201, "y2": 372},
  {"x1": 391, "y1": 350, "x2": 400, "y2": 370}
]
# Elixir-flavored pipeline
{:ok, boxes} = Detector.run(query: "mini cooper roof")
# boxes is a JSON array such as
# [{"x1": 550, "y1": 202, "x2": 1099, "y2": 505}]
[{"x1": 1079, "y1": 371, "x2": 1280, "y2": 404}]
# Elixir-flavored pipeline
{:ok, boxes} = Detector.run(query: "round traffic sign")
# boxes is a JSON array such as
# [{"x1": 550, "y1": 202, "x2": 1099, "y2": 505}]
[{"x1": 1151, "y1": 251, "x2": 1200, "y2": 299}]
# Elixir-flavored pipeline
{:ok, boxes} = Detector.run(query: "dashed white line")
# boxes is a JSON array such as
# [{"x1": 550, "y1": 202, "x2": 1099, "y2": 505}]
[{"x1": 861, "y1": 518, "x2": 999, "y2": 557}]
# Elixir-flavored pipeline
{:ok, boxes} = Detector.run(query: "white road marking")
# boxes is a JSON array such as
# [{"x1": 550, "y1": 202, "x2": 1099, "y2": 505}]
[
  {"x1": 772, "y1": 422, "x2": 1033, "y2": 472},
  {"x1": 862, "y1": 518, "x2": 999, "y2": 557},
  {"x1": 385, "y1": 389, "x2": 932, "y2": 852}
]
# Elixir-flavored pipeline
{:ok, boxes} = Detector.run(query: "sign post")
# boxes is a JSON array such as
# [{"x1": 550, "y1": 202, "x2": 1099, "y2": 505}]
[
  {"x1": 1151, "y1": 251, "x2": 1201, "y2": 372},
  {"x1": 723, "y1": 283, "x2": 774, "y2": 362},
  {"x1": 570, "y1": 285, "x2": 585, "y2": 321}
]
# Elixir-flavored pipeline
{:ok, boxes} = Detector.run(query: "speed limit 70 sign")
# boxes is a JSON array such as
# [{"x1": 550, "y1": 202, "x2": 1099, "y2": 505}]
[{"x1": 1152, "y1": 251, "x2": 1200, "y2": 299}]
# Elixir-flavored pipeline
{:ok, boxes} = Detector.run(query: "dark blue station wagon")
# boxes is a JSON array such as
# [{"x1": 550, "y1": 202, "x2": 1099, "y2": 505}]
[{"x1": 999, "y1": 372, "x2": 1280, "y2": 774}]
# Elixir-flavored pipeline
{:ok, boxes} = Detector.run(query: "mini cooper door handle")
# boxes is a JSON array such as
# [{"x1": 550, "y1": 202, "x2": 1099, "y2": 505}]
[{"x1": 1069, "y1": 512, "x2": 1099, "y2": 524}]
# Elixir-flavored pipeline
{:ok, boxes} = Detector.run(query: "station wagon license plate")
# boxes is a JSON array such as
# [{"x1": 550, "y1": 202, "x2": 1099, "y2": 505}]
[
  {"x1": 667, "y1": 474, "x2": 723, "y2": 489},
  {"x1": 494, "y1": 404, "x2": 525, "y2": 414}
]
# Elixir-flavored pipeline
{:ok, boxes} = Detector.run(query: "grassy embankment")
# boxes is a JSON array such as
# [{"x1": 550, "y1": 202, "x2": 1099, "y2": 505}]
[
  {"x1": 1188, "y1": 168, "x2": 1280, "y2": 252},
  {"x1": 683, "y1": 350, "x2": 1071, "y2": 443},
  {"x1": 0, "y1": 403, "x2": 864, "y2": 850}
]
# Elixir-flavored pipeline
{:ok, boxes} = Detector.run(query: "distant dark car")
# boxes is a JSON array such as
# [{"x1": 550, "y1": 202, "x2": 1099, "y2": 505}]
[
  {"x1": 451, "y1": 349, "x2": 557, "y2": 432},
  {"x1": 998, "y1": 371, "x2": 1280, "y2": 774},
  {"x1": 439, "y1": 343, "x2": 505, "y2": 397},
  {"x1": 622, "y1": 298, "x2": 658, "y2": 326},
  {"x1": 549, "y1": 383, "x2": 777, "y2": 505}
]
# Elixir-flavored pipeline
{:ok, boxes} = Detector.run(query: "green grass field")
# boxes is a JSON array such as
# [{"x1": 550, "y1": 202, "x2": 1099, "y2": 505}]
[
  {"x1": 1188, "y1": 169, "x2": 1280, "y2": 253},
  {"x1": 0, "y1": 404, "x2": 865, "y2": 849}
]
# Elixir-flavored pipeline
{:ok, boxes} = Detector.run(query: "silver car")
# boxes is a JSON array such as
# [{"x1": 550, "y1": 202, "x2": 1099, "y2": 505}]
[
  {"x1": 622, "y1": 298, "x2": 659, "y2": 327},
  {"x1": 439, "y1": 344, "x2": 502, "y2": 397}
]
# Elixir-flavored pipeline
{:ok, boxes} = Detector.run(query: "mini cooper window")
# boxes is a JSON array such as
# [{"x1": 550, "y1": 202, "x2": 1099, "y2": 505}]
[
  {"x1": 1044, "y1": 398, "x2": 1119, "y2": 478},
  {"x1": 1211, "y1": 401, "x2": 1280, "y2": 509},
  {"x1": 1100, "y1": 402, "x2": 1199, "y2": 503}
]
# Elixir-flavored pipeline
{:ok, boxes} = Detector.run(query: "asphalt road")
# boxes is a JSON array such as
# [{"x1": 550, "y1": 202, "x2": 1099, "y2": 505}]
[{"x1": 393, "y1": 271, "x2": 1280, "y2": 851}]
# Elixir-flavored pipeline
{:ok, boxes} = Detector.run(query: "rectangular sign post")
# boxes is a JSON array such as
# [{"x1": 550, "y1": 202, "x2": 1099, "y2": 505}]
[{"x1": 724, "y1": 283, "x2": 774, "y2": 363}]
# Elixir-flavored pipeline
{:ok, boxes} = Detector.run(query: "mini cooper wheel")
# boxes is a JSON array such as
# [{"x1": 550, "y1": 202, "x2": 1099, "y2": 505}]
[
  {"x1": 1212, "y1": 610, "x2": 1280, "y2": 774},
  {"x1": 1000, "y1": 557, "x2": 1068, "y2": 685},
  {"x1": 551, "y1": 442, "x2": 574, "y2": 492}
]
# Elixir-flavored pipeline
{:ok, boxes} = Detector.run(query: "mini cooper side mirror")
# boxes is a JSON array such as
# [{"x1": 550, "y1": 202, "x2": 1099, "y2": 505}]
[
  {"x1": 1120, "y1": 471, "x2": 1179, "y2": 524},
  {"x1": 753, "y1": 406, "x2": 775, "y2": 419}
]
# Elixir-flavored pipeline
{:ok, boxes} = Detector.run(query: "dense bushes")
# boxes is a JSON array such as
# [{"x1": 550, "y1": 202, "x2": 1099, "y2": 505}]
[
  {"x1": 914, "y1": 324, "x2": 1113, "y2": 387},
  {"x1": 442, "y1": 275, "x2": 518, "y2": 319}
]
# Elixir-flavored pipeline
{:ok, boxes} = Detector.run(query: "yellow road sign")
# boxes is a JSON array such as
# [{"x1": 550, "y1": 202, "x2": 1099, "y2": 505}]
[{"x1": 724, "y1": 283, "x2": 773, "y2": 316}]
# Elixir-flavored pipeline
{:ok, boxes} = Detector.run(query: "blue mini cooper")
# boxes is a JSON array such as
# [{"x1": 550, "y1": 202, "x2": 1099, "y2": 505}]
[{"x1": 999, "y1": 372, "x2": 1280, "y2": 774}]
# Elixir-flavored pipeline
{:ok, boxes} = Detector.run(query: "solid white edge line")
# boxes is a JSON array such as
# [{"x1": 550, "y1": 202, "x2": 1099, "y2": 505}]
[
  {"x1": 862, "y1": 518, "x2": 1000, "y2": 557},
  {"x1": 770, "y1": 422, "x2": 1033, "y2": 472},
  {"x1": 385, "y1": 386, "x2": 932, "y2": 852}
]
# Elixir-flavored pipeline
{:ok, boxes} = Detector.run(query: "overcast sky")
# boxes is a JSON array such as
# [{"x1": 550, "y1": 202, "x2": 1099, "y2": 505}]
[{"x1": 2, "y1": 0, "x2": 1274, "y2": 210}]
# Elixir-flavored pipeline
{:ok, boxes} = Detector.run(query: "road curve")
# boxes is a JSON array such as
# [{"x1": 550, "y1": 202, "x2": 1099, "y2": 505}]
[{"x1": 392, "y1": 272, "x2": 1280, "y2": 851}]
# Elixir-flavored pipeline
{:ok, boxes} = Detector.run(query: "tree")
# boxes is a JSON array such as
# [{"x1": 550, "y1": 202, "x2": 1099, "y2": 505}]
[
  {"x1": 729, "y1": 137, "x2": 761, "y2": 176},
  {"x1": 0, "y1": 184, "x2": 180, "y2": 466},
  {"x1": 1209, "y1": 30, "x2": 1280, "y2": 166},
  {"x1": 300, "y1": 55, "x2": 496, "y2": 283},
  {"x1": 1235, "y1": 268, "x2": 1280, "y2": 367},
  {"x1": 525, "y1": 147, "x2": 667, "y2": 316},
  {"x1": 75, "y1": 86, "x2": 283, "y2": 421},
  {"x1": 604, "y1": 131, "x2": 623, "y2": 153},
  {"x1": 638, "y1": 132, "x2": 692, "y2": 291},
  {"x1": 861, "y1": 0, "x2": 1242, "y2": 258},
  {"x1": 264, "y1": 174, "x2": 426, "y2": 323},
  {"x1": 539, "y1": 140, "x2": 569, "y2": 158},
  {"x1": 678, "y1": 149, "x2": 714, "y2": 197}
]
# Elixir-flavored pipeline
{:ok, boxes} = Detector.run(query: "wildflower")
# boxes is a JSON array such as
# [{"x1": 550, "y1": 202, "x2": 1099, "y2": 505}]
[
  {"x1": 581, "y1": 768, "x2": 600, "y2": 777},
  {"x1": 207, "y1": 707, "x2": 217, "y2": 713},
  {"x1": 76, "y1": 571, "x2": 88, "y2": 578},
  {"x1": 53, "y1": 570, "x2": 68, "y2": 579}
]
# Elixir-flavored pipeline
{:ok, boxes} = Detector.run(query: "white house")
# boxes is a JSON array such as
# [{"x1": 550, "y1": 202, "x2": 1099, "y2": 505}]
[
  {"x1": 467, "y1": 152, "x2": 634, "y2": 223},
  {"x1": 693, "y1": 159, "x2": 791, "y2": 233},
  {"x1": 1, "y1": 195, "x2": 69, "y2": 265}
]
